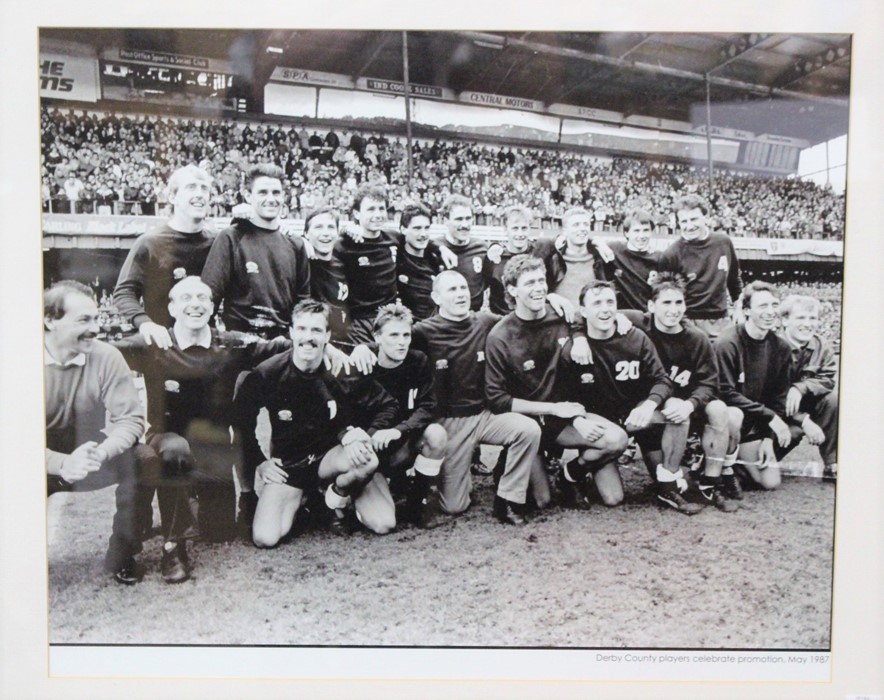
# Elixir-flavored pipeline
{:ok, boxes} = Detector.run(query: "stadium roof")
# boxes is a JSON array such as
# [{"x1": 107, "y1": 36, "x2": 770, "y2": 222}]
[{"x1": 41, "y1": 29, "x2": 851, "y2": 146}]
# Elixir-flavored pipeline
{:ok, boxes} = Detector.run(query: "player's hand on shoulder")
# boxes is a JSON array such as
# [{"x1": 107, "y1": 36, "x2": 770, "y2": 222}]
[
  {"x1": 257, "y1": 457, "x2": 288, "y2": 485},
  {"x1": 340, "y1": 221, "x2": 366, "y2": 243},
  {"x1": 614, "y1": 312, "x2": 633, "y2": 335},
  {"x1": 139, "y1": 322, "x2": 173, "y2": 350},
  {"x1": 231, "y1": 202, "x2": 253, "y2": 221},
  {"x1": 591, "y1": 237, "x2": 615, "y2": 263},
  {"x1": 371, "y1": 428, "x2": 402, "y2": 451},
  {"x1": 60, "y1": 441, "x2": 102, "y2": 482},
  {"x1": 486, "y1": 243, "x2": 503, "y2": 265},
  {"x1": 324, "y1": 343, "x2": 352, "y2": 376},
  {"x1": 546, "y1": 292, "x2": 575, "y2": 323},
  {"x1": 349, "y1": 345, "x2": 377, "y2": 375},
  {"x1": 439, "y1": 244, "x2": 458, "y2": 270},
  {"x1": 569, "y1": 336, "x2": 592, "y2": 365}
]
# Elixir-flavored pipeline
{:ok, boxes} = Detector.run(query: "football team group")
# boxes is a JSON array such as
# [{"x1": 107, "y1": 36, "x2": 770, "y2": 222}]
[{"x1": 44, "y1": 162, "x2": 839, "y2": 585}]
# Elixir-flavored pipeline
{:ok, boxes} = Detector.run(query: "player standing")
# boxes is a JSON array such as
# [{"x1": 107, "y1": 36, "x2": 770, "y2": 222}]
[
  {"x1": 201, "y1": 163, "x2": 311, "y2": 339},
  {"x1": 396, "y1": 203, "x2": 445, "y2": 321},
  {"x1": 303, "y1": 207, "x2": 351, "y2": 347},
  {"x1": 487, "y1": 205, "x2": 537, "y2": 315},
  {"x1": 659, "y1": 194, "x2": 742, "y2": 339},
  {"x1": 441, "y1": 194, "x2": 495, "y2": 311},
  {"x1": 604, "y1": 209, "x2": 662, "y2": 311}
]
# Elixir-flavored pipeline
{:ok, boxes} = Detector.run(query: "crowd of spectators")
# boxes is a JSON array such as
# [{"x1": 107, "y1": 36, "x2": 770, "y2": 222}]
[{"x1": 41, "y1": 106, "x2": 845, "y2": 240}]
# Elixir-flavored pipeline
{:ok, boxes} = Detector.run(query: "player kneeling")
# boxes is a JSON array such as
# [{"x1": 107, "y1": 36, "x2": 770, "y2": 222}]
[
  {"x1": 623, "y1": 276, "x2": 744, "y2": 511},
  {"x1": 234, "y1": 300, "x2": 400, "y2": 546},
  {"x1": 368, "y1": 303, "x2": 448, "y2": 528},
  {"x1": 561, "y1": 281, "x2": 703, "y2": 514}
]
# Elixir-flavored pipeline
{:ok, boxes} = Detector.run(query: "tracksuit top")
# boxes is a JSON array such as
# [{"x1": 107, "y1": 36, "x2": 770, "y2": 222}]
[
  {"x1": 201, "y1": 220, "x2": 311, "y2": 337},
  {"x1": 444, "y1": 237, "x2": 494, "y2": 311},
  {"x1": 113, "y1": 224, "x2": 216, "y2": 328},
  {"x1": 658, "y1": 232, "x2": 742, "y2": 319},
  {"x1": 235, "y1": 352, "x2": 398, "y2": 471},
  {"x1": 605, "y1": 242, "x2": 662, "y2": 311},
  {"x1": 370, "y1": 349, "x2": 438, "y2": 436}
]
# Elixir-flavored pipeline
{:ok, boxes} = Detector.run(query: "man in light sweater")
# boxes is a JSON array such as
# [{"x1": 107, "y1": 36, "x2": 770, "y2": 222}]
[{"x1": 44, "y1": 281, "x2": 146, "y2": 584}]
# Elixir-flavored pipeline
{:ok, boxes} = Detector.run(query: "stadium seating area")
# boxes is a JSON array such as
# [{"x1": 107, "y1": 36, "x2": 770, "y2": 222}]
[{"x1": 41, "y1": 106, "x2": 845, "y2": 240}]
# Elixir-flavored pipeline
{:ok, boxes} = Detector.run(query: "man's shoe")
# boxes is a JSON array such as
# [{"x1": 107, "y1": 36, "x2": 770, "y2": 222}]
[
  {"x1": 555, "y1": 472, "x2": 592, "y2": 511},
  {"x1": 113, "y1": 557, "x2": 144, "y2": 585},
  {"x1": 721, "y1": 473, "x2": 744, "y2": 501},
  {"x1": 699, "y1": 485, "x2": 740, "y2": 512},
  {"x1": 325, "y1": 508, "x2": 355, "y2": 536},
  {"x1": 822, "y1": 463, "x2": 837, "y2": 482},
  {"x1": 161, "y1": 542, "x2": 190, "y2": 584},
  {"x1": 493, "y1": 496, "x2": 527, "y2": 525},
  {"x1": 656, "y1": 482, "x2": 704, "y2": 515},
  {"x1": 415, "y1": 486, "x2": 444, "y2": 530}
]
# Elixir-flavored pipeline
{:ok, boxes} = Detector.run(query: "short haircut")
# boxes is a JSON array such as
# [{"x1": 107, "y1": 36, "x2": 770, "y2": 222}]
[
  {"x1": 352, "y1": 183, "x2": 387, "y2": 212},
  {"x1": 245, "y1": 163, "x2": 284, "y2": 189},
  {"x1": 167, "y1": 164, "x2": 213, "y2": 199},
  {"x1": 578, "y1": 280, "x2": 615, "y2": 306},
  {"x1": 780, "y1": 294, "x2": 820, "y2": 318},
  {"x1": 169, "y1": 276, "x2": 213, "y2": 302},
  {"x1": 502, "y1": 254, "x2": 546, "y2": 291},
  {"x1": 304, "y1": 206, "x2": 339, "y2": 232},
  {"x1": 44, "y1": 280, "x2": 95, "y2": 321},
  {"x1": 673, "y1": 193, "x2": 710, "y2": 216},
  {"x1": 432, "y1": 269, "x2": 467, "y2": 294},
  {"x1": 503, "y1": 205, "x2": 533, "y2": 227},
  {"x1": 741, "y1": 280, "x2": 779, "y2": 310},
  {"x1": 372, "y1": 301, "x2": 414, "y2": 335},
  {"x1": 650, "y1": 273, "x2": 686, "y2": 302},
  {"x1": 443, "y1": 194, "x2": 473, "y2": 217},
  {"x1": 623, "y1": 209, "x2": 655, "y2": 231},
  {"x1": 400, "y1": 203, "x2": 433, "y2": 229},
  {"x1": 291, "y1": 298, "x2": 330, "y2": 324},
  {"x1": 562, "y1": 207, "x2": 591, "y2": 227}
]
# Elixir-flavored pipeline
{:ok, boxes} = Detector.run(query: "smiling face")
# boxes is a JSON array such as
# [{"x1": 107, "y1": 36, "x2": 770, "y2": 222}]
[
  {"x1": 563, "y1": 212, "x2": 592, "y2": 250},
  {"x1": 431, "y1": 271, "x2": 471, "y2": 320},
  {"x1": 625, "y1": 220, "x2": 653, "y2": 252},
  {"x1": 356, "y1": 196, "x2": 388, "y2": 235},
  {"x1": 676, "y1": 207, "x2": 708, "y2": 242},
  {"x1": 169, "y1": 170, "x2": 212, "y2": 224},
  {"x1": 289, "y1": 311, "x2": 330, "y2": 368},
  {"x1": 782, "y1": 306, "x2": 819, "y2": 345},
  {"x1": 649, "y1": 288, "x2": 686, "y2": 332},
  {"x1": 505, "y1": 214, "x2": 531, "y2": 253},
  {"x1": 306, "y1": 212, "x2": 338, "y2": 258},
  {"x1": 46, "y1": 291, "x2": 100, "y2": 358},
  {"x1": 374, "y1": 319, "x2": 412, "y2": 365},
  {"x1": 446, "y1": 205, "x2": 473, "y2": 245},
  {"x1": 168, "y1": 278, "x2": 214, "y2": 332},
  {"x1": 581, "y1": 286, "x2": 618, "y2": 338},
  {"x1": 246, "y1": 176, "x2": 284, "y2": 224},
  {"x1": 402, "y1": 214, "x2": 432, "y2": 255},
  {"x1": 508, "y1": 267, "x2": 548, "y2": 318},
  {"x1": 745, "y1": 290, "x2": 780, "y2": 335}
]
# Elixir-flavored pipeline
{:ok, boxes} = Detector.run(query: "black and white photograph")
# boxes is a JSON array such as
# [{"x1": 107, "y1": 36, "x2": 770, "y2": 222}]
[{"x1": 1, "y1": 4, "x2": 882, "y2": 696}]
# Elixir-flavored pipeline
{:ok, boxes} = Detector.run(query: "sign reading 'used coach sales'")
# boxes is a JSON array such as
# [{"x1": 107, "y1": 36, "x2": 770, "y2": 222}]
[{"x1": 39, "y1": 53, "x2": 100, "y2": 102}]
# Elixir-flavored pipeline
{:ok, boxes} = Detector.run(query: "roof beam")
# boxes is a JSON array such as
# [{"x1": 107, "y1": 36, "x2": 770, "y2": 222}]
[
  {"x1": 707, "y1": 33, "x2": 771, "y2": 73},
  {"x1": 453, "y1": 31, "x2": 848, "y2": 107},
  {"x1": 773, "y1": 36, "x2": 852, "y2": 90},
  {"x1": 351, "y1": 32, "x2": 393, "y2": 81},
  {"x1": 618, "y1": 33, "x2": 654, "y2": 59}
]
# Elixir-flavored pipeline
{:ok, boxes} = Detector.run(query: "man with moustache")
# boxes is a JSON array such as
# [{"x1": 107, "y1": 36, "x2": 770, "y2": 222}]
[
  {"x1": 604, "y1": 209, "x2": 662, "y2": 312},
  {"x1": 779, "y1": 295, "x2": 839, "y2": 481},
  {"x1": 114, "y1": 164, "x2": 216, "y2": 350},
  {"x1": 441, "y1": 194, "x2": 495, "y2": 312},
  {"x1": 714, "y1": 282, "x2": 798, "y2": 490},
  {"x1": 201, "y1": 163, "x2": 311, "y2": 339},
  {"x1": 44, "y1": 281, "x2": 146, "y2": 584},
  {"x1": 659, "y1": 194, "x2": 743, "y2": 339},
  {"x1": 113, "y1": 277, "x2": 291, "y2": 582},
  {"x1": 235, "y1": 300, "x2": 400, "y2": 547}
]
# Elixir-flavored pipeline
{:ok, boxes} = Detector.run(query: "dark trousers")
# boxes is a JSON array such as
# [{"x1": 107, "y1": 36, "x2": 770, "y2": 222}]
[
  {"x1": 47, "y1": 447, "x2": 142, "y2": 572},
  {"x1": 136, "y1": 429, "x2": 239, "y2": 543},
  {"x1": 800, "y1": 391, "x2": 839, "y2": 465}
]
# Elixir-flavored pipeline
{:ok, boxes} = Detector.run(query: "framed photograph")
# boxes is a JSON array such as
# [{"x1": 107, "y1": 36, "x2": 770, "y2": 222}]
[{"x1": 2, "y1": 2, "x2": 882, "y2": 699}]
